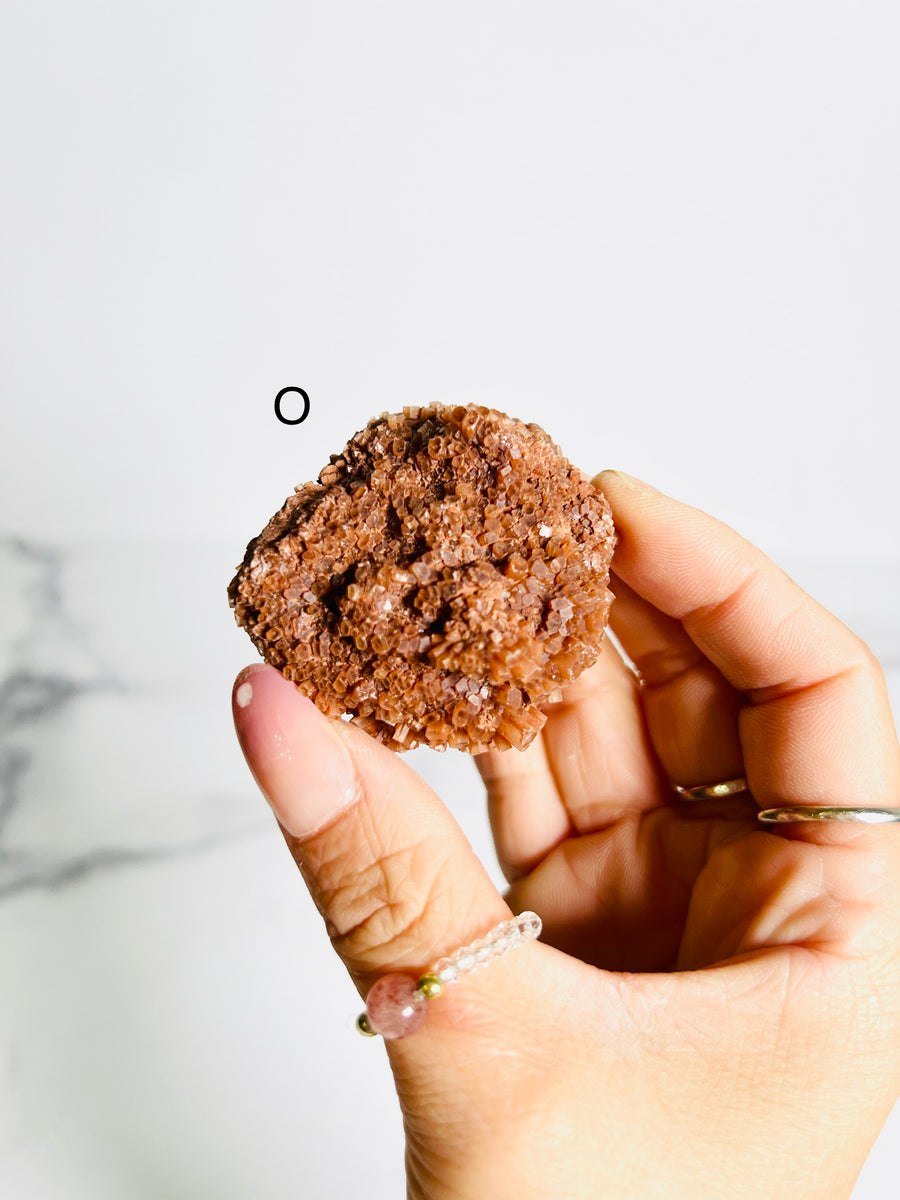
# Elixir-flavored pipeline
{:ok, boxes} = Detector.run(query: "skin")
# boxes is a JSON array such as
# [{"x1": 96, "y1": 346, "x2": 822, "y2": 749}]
[{"x1": 233, "y1": 471, "x2": 900, "y2": 1200}]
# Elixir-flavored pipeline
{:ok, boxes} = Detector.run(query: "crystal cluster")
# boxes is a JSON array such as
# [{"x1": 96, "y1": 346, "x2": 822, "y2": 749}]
[{"x1": 228, "y1": 404, "x2": 615, "y2": 752}]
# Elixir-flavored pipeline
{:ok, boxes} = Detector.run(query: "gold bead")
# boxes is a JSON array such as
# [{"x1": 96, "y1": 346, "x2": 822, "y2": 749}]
[
  {"x1": 356, "y1": 1012, "x2": 376, "y2": 1037},
  {"x1": 416, "y1": 974, "x2": 443, "y2": 999}
]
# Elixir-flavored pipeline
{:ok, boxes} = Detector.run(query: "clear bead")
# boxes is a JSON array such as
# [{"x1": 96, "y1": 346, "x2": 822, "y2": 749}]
[
  {"x1": 428, "y1": 912, "x2": 541, "y2": 986},
  {"x1": 517, "y1": 912, "x2": 542, "y2": 938},
  {"x1": 434, "y1": 959, "x2": 459, "y2": 984}
]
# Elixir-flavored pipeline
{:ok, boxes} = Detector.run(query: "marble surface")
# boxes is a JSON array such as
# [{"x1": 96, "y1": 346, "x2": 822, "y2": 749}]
[{"x1": 0, "y1": 536, "x2": 898, "y2": 1198}]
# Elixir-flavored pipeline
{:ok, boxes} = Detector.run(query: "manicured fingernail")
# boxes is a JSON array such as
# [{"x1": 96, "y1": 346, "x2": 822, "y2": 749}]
[{"x1": 232, "y1": 665, "x2": 361, "y2": 839}]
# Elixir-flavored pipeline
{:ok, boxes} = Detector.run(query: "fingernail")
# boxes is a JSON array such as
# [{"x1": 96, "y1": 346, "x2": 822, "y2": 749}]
[
  {"x1": 594, "y1": 470, "x2": 650, "y2": 492},
  {"x1": 232, "y1": 665, "x2": 361, "y2": 839}
]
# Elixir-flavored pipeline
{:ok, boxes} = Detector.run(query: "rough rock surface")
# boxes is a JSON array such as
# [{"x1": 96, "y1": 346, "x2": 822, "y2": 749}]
[{"x1": 228, "y1": 404, "x2": 615, "y2": 752}]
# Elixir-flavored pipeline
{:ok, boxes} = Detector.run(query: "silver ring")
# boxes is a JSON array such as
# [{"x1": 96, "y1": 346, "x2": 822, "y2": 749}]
[
  {"x1": 675, "y1": 777, "x2": 749, "y2": 802},
  {"x1": 758, "y1": 807, "x2": 900, "y2": 825}
]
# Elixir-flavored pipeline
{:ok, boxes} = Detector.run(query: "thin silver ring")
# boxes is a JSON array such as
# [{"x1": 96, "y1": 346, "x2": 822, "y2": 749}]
[
  {"x1": 675, "y1": 777, "x2": 749, "y2": 802},
  {"x1": 758, "y1": 807, "x2": 900, "y2": 825}
]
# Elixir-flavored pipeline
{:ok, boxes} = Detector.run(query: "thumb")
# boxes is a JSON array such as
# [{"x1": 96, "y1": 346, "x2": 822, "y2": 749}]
[{"x1": 232, "y1": 664, "x2": 514, "y2": 1013}]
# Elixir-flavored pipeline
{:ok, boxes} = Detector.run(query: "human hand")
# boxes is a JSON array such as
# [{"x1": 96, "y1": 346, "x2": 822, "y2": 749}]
[{"x1": 232, "y1": 472, "x2": 900, "y2": 1200}]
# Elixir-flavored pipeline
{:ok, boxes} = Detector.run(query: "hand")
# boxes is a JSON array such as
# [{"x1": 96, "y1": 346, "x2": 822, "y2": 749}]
[{"x1": 233, "y1": 471, "x2": 900, "y2": 1200}]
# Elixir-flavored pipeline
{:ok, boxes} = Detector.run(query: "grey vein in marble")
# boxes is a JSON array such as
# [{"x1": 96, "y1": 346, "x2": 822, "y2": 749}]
[
  {"x1": 0, "y1": 538, "x2": 260, "y2": 900},
  {"x1": 0, "y1": 825, "x2": 267, "y2": 901}
]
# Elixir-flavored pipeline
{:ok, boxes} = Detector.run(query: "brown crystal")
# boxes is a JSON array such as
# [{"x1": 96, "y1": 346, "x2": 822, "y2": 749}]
[{"x1": 228, "y1": 404, "x2": 616, "y2": 753}]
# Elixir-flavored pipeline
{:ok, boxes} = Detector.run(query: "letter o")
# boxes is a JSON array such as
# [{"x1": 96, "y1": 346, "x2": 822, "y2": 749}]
[{"x1": 274, "y1": 387, "x2": 311, "y2": 425}]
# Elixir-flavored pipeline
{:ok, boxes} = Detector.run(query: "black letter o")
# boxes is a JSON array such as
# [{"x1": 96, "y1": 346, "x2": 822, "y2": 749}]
[{"x1": 274, "y1": 387, "x2": 310, "y2": 425}]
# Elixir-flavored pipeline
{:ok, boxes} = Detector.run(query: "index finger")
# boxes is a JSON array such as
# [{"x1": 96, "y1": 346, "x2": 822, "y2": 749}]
[{"x1": 596, "y1": 471, "x2": 900, "y2": 813}]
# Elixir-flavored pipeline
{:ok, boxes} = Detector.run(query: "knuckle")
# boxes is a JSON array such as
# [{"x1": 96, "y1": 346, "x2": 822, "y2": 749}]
[{"x1": 308, "y1": 820, "x2": 452, "y2": 973}]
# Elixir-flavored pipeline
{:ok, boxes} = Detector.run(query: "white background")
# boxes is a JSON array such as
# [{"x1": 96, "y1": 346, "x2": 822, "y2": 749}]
[{"x1": 1, "y1": 3, "x2": 898, "y2": 1197}]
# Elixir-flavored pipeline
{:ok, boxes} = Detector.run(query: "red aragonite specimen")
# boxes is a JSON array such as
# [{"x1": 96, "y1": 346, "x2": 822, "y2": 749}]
[{"x1": 228, "y1": 404, "x2": 615, "y2": 753}]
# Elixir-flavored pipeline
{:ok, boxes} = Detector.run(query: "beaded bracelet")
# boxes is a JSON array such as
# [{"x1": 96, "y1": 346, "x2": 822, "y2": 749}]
[{"x1": 357, "y1": 912, "x2": 543, "y2": 1040}]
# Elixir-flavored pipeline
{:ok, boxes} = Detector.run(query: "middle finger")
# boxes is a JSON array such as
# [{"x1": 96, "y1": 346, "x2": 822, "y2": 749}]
[
  {"x1": 609, "y1": 573, "x2": 746, "y2": 790},
  {"x1": 478, "y1": 636, "x2": 672, "y2": 881}
]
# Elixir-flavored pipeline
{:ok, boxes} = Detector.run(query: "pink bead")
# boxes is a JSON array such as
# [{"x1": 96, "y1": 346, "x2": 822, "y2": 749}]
[{"x1": 365, "y1": 974, "x2": 427, "y2": 1040}]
